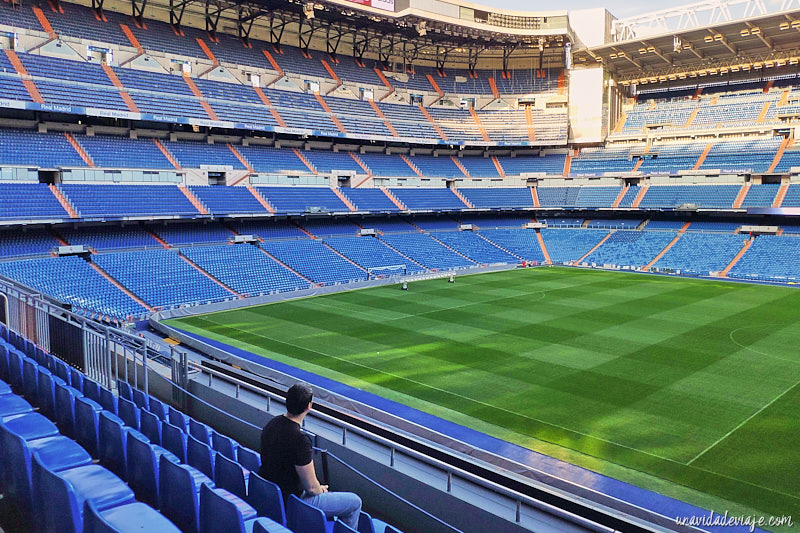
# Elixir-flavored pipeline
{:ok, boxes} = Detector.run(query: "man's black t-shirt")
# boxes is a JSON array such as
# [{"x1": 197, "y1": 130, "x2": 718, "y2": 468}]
[{"x1": 259, "y1": 415, "x2": 313, "y2": 499}]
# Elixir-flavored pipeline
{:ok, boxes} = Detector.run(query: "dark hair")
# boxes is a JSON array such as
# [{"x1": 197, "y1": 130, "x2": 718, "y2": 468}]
[{"x1": 286, "y1": 383, "x2": 313, "y2": 415}]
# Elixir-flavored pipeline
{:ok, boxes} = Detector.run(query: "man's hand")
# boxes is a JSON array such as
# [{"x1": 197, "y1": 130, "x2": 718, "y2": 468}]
[{"x1": 296, "y1": 461, "x2": 328, "y2": 496}]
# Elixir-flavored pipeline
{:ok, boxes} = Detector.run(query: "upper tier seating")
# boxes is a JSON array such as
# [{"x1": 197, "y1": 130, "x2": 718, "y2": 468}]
[
  {"x1": 728, "y1": 235, "x2": 800, "y2": 282},
  {"x1": 93, "y1": 249, "x2": 233, "y2": 307},
  {"x1": 584, "y1": 231, "x2": 677, "y2": 267},
  {"x1": 237, "y1": 146, "x2": 311, "y2": 174},
  {"x1": 75, "y1": 135, "x2": 174, "y2": 170},
  {"x1": 150, "y1": 222, "x2": 234, "y2": 245},
  {"x1": 478, "y1": 229, "x2": 545, "y2": 262},
  {"x1": 0, "y1": 255, "x2": 148, "y2": 319},
  {"x1": 357, "y1": 153, "x2": 417, "y2": 177},
  {"x1": 495, "y1": 153, "x2": 566, "y2": 176},
  {"x1": 652, "y1": 233, "x2": 745, "y2": 275},
  {"x1": 259, "y1": 240, "x2": 366, "y2": 284},
  {"x1": 181, "y1": 244, "x2": 308, "y2": 295},
  {"x1": 58, "y1": 225, "x2": 159, "y2": 250},
  {"x1": 339, "y1": 189, "x2": 401, "y2": 213},
  {"x1": 256, "y1": 187, "x2": 349, "y2": 214},
  {"x1": 540, "y1": 228, "x2": 608, "y2": 263},
  {"x1": 324, "y1": 236, "x2": 426, "y2": 275},
  {"x1": 0, "y1": 183, "x2": 68, "y2": 220},
  {"x1": 301, "y1": 151, "x2": 363, "y2": 174},
  {"x1": 585, "y1": 219, "x2": 641, "y2": 229},
  {"x1": 458, "y1": 214, "x2": 529, "y2": 228},
  {"x1": 638, "y1": 184, "x2": 740, "y2": 209},
  {"x1": 741, "y1": 184, "x2": 780, "y2": 208},
  {"x1": 0, "y1": 129, "x2": 85, "y2": 169},
  {"x1": 0, "y1": 228, "x2": 61, "y2": 257},
  {"x1": 189, "y1": 186, "x2": 268, "y2": 215},
  {"x1": 430, "y1": 231, "x2": 519, "y2": 264},
  {"x1": 459, "y1": 188, "x2": 534, "y2": 209},
  {"x1": 537, "y1": 186, "x2": 622, "y2": 209},
  {"x1": 298, "y1": 220, "x2": 362, "y2": 237},
  {"x1": 780, "y1": 184, "x2": 800, "y2": 207},
  {"x1": 60, "y1": 184, "x2": 199, "y2": 218},
  {"x1": 389, "y1": 188, "x2": 466, "y2": 211},
  {"x1": 225, "y1": 220, "x2": 309, "y2": 240},
  {"x1": 164, "y1": 141, "x2": 247, "y2": 170},
  {"x1": 378, "y1": 233, "x2": 474, "y2": 270}
]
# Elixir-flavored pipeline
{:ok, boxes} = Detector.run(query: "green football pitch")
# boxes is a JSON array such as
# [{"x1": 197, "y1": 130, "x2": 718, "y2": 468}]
[{"x1": 167, "y1": 267, "x2": 800, "y2": 522}]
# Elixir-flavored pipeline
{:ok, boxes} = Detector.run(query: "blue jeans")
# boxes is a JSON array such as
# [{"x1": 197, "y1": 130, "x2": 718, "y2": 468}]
[{"x1": 302, "y1": 491, "x2": 362, "y2": 529}]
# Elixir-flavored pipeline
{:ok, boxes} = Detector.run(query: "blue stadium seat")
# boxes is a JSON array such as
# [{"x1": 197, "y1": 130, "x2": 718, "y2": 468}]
[
  {"x1": 126, "y1": 430, "x2": 179, "y2": 508},
  {"x1": 83, "y1": 499, "x2": 182, "y2": 533},
  {"x1": 54, "y1": 381, "x2": 82, "y2": 438},
  {"x1": 117, "y1": 396, "x2": 141, "y2": 431},
  {"x1": 213, "y1": 452, "x2": 249, "y2": 500},
  {"x1": 187, "y1": 433, "x2": 217, "y2": 480},
  {"x1": 199, "y1": 483, "x2": 286, "y2": 533},
  {"x1": 159, "y1": 455, "x2": 215, "y2": 533},
  {"x1": 237, "y1": 446, "x2": 261, "y2": 473},
  {"x1": 211, "y1": 431, "x2": 239, "y2": 461},
  {"x1": 32, "y1": 455, "x2": 136, "y2": 533},
  {"x1": 98, "y1": 411, "x2": 136, "y2": 480},
  {"x1": 140, "y1": 408, "x2": 162, "y2": 445},
  {"x1": 246, "y1": 473, "x2": 286, "y2": 526},
  {"x1": 161, "y1": 421, "x2": 188, "y2": 463},
  {"x1": 286, "y1": 494, "x2": 334, "y2": 533},
  {"x1": 74, "y1": 395, "x2": 104, "y2": 457}
]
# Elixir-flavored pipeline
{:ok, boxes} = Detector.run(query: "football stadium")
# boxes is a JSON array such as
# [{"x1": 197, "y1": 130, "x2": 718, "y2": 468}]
[{"x1": 0, "y1": 0, "x2": 799, "y2": 530}]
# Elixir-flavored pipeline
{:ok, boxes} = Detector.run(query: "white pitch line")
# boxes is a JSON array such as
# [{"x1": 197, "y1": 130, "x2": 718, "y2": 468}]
[
  {"x1": 198, "y1": 318, "x2": 685, "y2": 465},
  {"x1": 687, "y1": 377, "x2": 800, "y2": 466}
]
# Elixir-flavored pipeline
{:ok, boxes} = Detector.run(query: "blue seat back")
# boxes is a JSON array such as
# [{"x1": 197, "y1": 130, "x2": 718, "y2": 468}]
[
  {"x1": 126, "y1": 431, "x2": 161, "y2": 507},
  {"x1": 159, "y1": 455, "x2": 212, "y2": 533},
  {"x1": 237, "y1": 446, "x2": 261, "y2": 473},
  {"x1": 132, "y1": 388, "x2": 149, "y2": 411},
  {"x1": 213, "y1": 452, "x2": 248, "y2": 499},
  {"x1": 334, "y1": 520, "x2": 359, "y2": 533},
  {"x1": 83, "y1": 379, "x2": 101, "y2": 403},
  {"x1": 199, "y1": 484, "x2": 257, "y2": 533},
  {"x1": 187, "y1": 434, "x2": 216, "y2": 480},
  {"x1": 0, "y1": 343, "x2": 9, "y2": 381},
  {"x1": 98, "y1": 411, "x2": 129, "y2": 480},
  {"x1": 21, "y1": 357, "x2": 38, "y2": 402},
  {"x1": 140, "y1": 408, "x2": 162, "y2": 445},
  {"x1": 287, "y1": 494, "x2": 329, "y2": 533},
  {"x1": 31, "y1": 453, "x2": 83, "y2": 533},
  {"x1": 36, "y1": 368, "x2": 60, "y2": 419},
  {"x1": 99, "y1": 387, "x2": 118, "y2": 414},
  {"x1": 168, "y1": 406, "x2": 189, "y2": 431},
  {"x1": 7, "y1": 349, "x2": 23, "y2": 392},
  {"x1": 54, "y1": 381, "x2": 82, "y2": 438},
  {"x1": 116, "y1": 380, "x2": 133, "y2": 402},
  {"x1": 161, "y1": 421, "x2": 188, "y2": 463},
  {"x1": 53, "y1": 358, "x2": 70, "y2": 383},
  {"x1": 69, "y1": 368, "x2": 84, "y2": 392},
  {"x1": 189, "y1": 418, "x2": 212, "y2": 444},
  {"x1": 74, "y1": 396, "x2": 103, "y2": 457},
  {"x1": 148, "y1": 396, "x2": 167, "y2": 421},
  {"x1": 83, "y1": 499, "x2": 183, "y2": 533},
  {"x1": 117, "y1": 396, "x2": 140, "y2": 430},
  {"x1": 211, "y1": 431, "x2": 238, "y2": 461},
  {"x1": 247, "y1": 473, "x2": 286, "y2": 526}
]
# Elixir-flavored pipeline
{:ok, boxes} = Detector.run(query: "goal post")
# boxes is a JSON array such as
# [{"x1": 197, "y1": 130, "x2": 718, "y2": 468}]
[{"x1": 367, "y1": 264, "x2": 407, "y2": 279}]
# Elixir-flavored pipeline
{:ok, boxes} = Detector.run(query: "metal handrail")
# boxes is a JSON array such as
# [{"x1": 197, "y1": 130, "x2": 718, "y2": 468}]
[{"x1": 186, "y1": 359, "x2": 670, "y2": 533}]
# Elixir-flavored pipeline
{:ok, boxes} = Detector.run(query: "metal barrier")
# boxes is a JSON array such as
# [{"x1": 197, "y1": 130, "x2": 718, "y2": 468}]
[{"x1": 0, "y1": 274, "x2": 150, "y2": 391}]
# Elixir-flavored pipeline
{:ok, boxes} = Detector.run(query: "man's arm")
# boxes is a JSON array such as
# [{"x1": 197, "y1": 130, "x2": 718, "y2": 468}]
[{"x1": 295, "y1": 461, "x2": 328, "y2": 496}]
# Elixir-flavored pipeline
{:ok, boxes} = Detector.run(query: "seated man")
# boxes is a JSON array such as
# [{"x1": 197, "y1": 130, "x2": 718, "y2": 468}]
[{"x1": 260, "y1": 382, "x2": 362, "y2": 529}]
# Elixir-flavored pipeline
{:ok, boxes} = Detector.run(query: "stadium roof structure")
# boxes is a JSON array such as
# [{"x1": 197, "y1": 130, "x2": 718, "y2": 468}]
[
  {"x1": 85, "y1": 0, "x2": 571, "y2": 70},
  {"x1": 573, "y1": 0, "x2": 800, "y2": 85}
]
